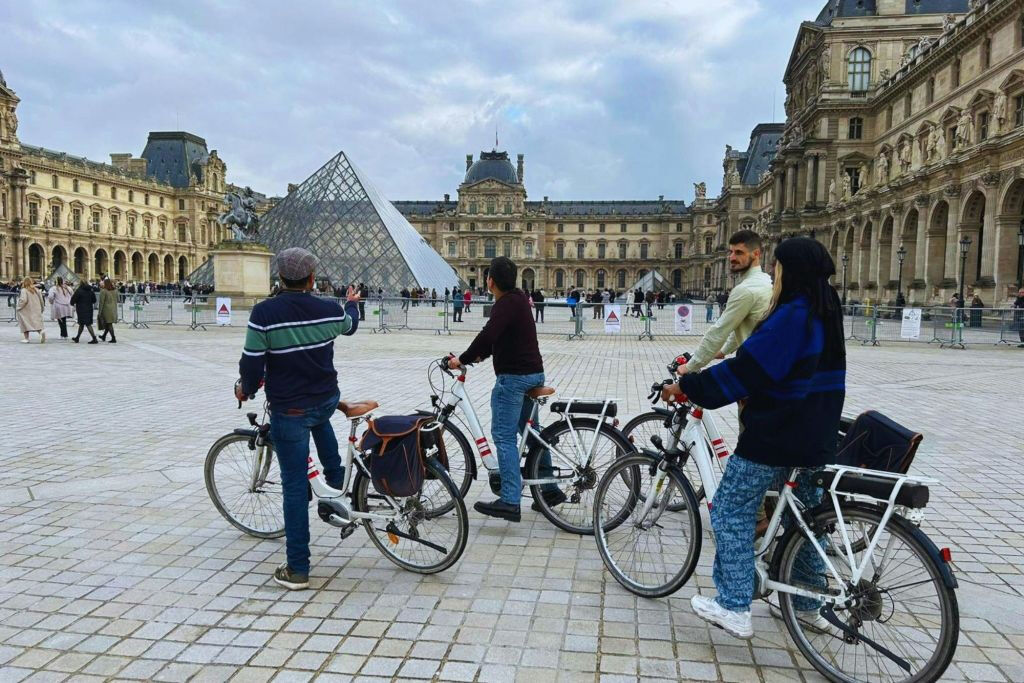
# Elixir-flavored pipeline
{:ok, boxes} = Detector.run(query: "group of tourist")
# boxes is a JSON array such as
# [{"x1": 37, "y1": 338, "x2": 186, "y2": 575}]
[{"x1": 13, "y1": 276, "x2": 119, "y2": 344}]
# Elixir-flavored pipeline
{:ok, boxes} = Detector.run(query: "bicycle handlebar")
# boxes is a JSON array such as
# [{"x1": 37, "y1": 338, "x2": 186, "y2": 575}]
[{"x1": 234, "y1": 378, "x2": 263, "y2": 409}]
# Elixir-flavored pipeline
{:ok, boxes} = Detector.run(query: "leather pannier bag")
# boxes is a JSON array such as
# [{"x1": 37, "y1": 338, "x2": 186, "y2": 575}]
[{"x1": 359, "y1": 416, "x2": 447, "y2": 497}]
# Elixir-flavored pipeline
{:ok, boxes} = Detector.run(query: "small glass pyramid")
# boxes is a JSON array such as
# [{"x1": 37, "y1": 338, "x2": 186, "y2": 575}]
[{"x1": 190, "y1": 151, "x2": 459, "y2": 293}]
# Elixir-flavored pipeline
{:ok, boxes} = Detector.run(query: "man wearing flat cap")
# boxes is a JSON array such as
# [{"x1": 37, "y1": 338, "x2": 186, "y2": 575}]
[{"x1": 237, "y1": 247, "x2": 360, "y2": 590}]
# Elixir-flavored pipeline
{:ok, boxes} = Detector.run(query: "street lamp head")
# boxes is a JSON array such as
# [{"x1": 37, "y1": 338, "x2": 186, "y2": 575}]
[
  {"x1": 959, "y1": 236, "x2": 972, "y2": 255},
  {"x1": 841, "y1": 253, "x2": 849, "y2": 265},
  {"x1": 897, "y1": 244, "x2": 907, "y2": 263}
]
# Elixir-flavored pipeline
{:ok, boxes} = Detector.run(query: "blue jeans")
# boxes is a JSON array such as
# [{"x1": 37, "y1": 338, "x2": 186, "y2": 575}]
[
  {"x1": 706, "y1": 305, "x2": 714, "y2": 322},
  {"x1": 710, "y1": 455, "x2": 825, "y2": 612},
  {"x1": 270, "y1": 392, "x2": 343, "y2": 574},
  {"x1": 490, "y1": 372, "x2": 555, "y2": 505}
]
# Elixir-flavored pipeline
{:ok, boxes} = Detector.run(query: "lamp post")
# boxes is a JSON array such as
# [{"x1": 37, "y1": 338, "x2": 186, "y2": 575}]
[
  {"x1": 957, "y1": 235, "x2": 972, "y2": 308},
  {"x1": 1017, "y1": 222, "x2": 1024, "y2": 289},
  {"x1": 841, "y1": 253, "x2": 849, "y2": 307},
  {"x1": 896, "y1": 243, "x2": 907, "y2": 301}
]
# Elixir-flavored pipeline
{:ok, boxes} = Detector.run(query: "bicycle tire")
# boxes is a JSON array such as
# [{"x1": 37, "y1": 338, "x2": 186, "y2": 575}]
[
  {"x1": 437, "y1": 420, "x2": 474, "y2": 499},
  {"x1": 622, "y1": 411, "x2": 706, "y2": 504},
  {"x1": 354, "y1": 457, "x2": 468, "y2": 574},
  {"x1": 204, "y1": 433, "x2": 285, "y2": 539},
  {"x1": 774, "y1": 504, "x2": 958, "y2": 683},
  {"x1": 525, "y1": 417, "x2": 634, "y2": 535},
  {"x1": 593, "y1": 454, "x2": 703, "y2": 598}
]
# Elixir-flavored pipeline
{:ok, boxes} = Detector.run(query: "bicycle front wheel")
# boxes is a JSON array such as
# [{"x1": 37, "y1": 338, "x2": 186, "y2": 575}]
[
  {"x1": 204, "y1": 433, "x2": 285, "y2": 538},
  {"x1": 622, "y1": 411, "x2": 705, "y2": 503},
  {"x1": 593, "y1": 454, "x2": 703, "y2": 598},
  {"x1": 354, "y1": 457, "x2": 468, "y2": 574},
  {"x1": 775, "y1": 504, "x2": 959, "y2": 683},
  {"x1": 526, "y1": 418, "x2": 634, "y2": 535}
]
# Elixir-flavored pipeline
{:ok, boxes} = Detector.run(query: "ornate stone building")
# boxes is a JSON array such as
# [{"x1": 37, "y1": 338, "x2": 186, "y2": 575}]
[
  {"x1": 0, "y1": 72, "x2": 252, "y2": 284},
  {"x1": 395, "y1": 150, "x2": 718, "y2": 293},
  {"x1": 755, "y1": 0, "x2": 1024, "y2": 305}
]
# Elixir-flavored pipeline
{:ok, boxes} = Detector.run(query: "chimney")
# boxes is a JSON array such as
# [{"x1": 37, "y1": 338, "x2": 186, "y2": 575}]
[
  {"x1": 109, "y1": 153, "x2": 132, "y2": 168},
  {"x1": 466, "y1": 154, "x2": 473, "y2": 171},
  {"x1": 659, "y1": 194, "x2": 664, "y2": 201},
  {"x1": 444, "y1": 193, "x2": 450, "y2": 202},
  {"x1": 517, "y1": 154, "x2": 524, "y2": 183},
  {"x1": 128, "y1": 158, "x2": 148, "y2": 176},
  {"x1": 543, "y1": 196, "x2": 548, "y2": 202}
]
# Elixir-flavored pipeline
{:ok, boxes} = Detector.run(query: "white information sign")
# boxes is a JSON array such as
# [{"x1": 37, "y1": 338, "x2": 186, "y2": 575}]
[
  {"x1": 674, "y1": 304, "x2": 693, "y2": 334},
  {"x1": 604, "y1": 305, "x2": 621, "y2": 334},
  {"x1": 216, "y1": 297, "x2": 232, "y2": 326},
  {"x1": 900, "y1": 307, "x2": 922, "y2": 339}
]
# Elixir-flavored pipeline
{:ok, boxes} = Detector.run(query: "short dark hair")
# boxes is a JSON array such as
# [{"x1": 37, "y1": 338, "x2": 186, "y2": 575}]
[
  {"x1": 729, "y1": 229, "x2": 762, "y2": 252},
  {"x1": 488, "y1": 256, "x2": 517, "y2": 292},
  {"x1": 281, "y1": 274, "x2": 310, "y2": 289}
]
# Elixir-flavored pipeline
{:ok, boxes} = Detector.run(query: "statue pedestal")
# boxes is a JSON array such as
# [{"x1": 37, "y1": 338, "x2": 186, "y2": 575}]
[{"x1": 212, "y1": 241, "x2": 273, "y2": 298}]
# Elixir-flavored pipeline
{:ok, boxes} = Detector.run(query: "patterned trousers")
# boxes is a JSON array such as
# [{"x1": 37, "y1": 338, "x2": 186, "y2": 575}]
[{"x1": 710, "y1": 455, "x2": 826, "y2": 612}]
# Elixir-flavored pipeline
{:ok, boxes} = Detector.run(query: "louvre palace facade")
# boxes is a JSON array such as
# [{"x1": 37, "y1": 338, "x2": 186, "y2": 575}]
[
  {"x1": 0, "y1": 72, "x2": 266, "y2": 285},
  {"x1": 720, "y1": 0, "x2": 1024, "y2": 305}
]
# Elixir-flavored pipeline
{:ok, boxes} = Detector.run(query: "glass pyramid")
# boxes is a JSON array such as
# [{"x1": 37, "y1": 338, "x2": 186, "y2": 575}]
[{"x1": 190, "y1": 151, "x2": 459, "y2": 293}]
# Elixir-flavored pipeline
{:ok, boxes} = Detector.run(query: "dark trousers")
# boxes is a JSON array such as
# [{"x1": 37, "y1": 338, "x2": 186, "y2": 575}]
[
  {"x1": 358, "y1": 302, "x2": 365, "y2": 321},
  {"x1": 453, "y1": 307, "x2": 463, "y2": 322},
  {"x1": 535, "y1": 306, "x2": 544, "y2": 323},
  {"x1": 270, "y1": 393, "x2": 343, "y2": 574},
  {"x1": 57, "y1": 317, "x2": 68, "y2": 337}
]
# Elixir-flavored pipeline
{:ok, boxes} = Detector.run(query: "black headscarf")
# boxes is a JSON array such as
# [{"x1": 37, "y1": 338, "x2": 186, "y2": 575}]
[{"x1": 773, "y1": 237, "x2": 846, "y2": 362}]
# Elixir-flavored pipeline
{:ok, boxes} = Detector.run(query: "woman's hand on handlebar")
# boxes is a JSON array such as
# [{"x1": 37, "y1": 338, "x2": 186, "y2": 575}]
[
  {"x1": 661, "y1": 382, "x2": 686, "y2": 404},
  {"x1": 446, "y1": 355, "x2": 463, "y2": 370}
]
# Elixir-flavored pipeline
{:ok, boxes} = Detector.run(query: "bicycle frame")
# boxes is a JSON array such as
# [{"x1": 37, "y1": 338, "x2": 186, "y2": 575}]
[{"x1": 439, "y1": 369, "x2": 618, "y2": 487}]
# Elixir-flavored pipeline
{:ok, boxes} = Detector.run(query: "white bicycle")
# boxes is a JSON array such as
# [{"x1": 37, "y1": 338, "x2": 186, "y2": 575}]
[
  {"x1": 205, "y1": 392, "x2": 468, "y2": 574},
  {"x1": 592, "y1": 377, "x2": 959, "y2": 682},
  {"x1": 422, "y1": 357, "x2": 633, "y2": 534}
]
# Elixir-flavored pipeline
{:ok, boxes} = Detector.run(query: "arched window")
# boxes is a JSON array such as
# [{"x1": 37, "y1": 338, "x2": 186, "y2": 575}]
[{"x1": 847, "y1": 47, "x2": 871, "y2": 92}]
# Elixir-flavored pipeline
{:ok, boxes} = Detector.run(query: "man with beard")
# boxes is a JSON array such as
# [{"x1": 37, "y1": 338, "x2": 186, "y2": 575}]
[{"x1": 679, "y1": 230, "x2": 772, "y2": 374}]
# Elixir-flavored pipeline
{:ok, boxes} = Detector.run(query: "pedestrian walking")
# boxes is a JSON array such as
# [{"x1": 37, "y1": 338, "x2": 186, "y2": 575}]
[
  {"x1": 431, "y1": 288, "x2": 438, "y2": 308},
  {"x1": 16, "y1": 277, "x2": 46, "y2": 344},
  {"x1": 970, "y1": 294, "x2": 984, "y2": 328},
  {"x1": 463, "y1": 289, "x2": 472, "y2": 314},
  {"x1": 48, "y1": 276, "x2": 74, "y2": 339},
  {"x1": 70, "y1": 281, "x2": 99, "y2": 343},
  {"x1": 706, "y1": 293, "x2": 716, "y2": 323},
  {"x1": 532, "y1": 288, "x2": 545, "y2": 323},
  {"x1": 358, "y1": 283, "x2": 367, "y2": 321},
  {"x1": 1013, "y1": 288, "x2": 1024, "y2": 348},
  {"x1": 452, "y1": 287, "x2": 464, "y2": 322},
  {"x1": 98, "y1": 279, "x2": 119, "y2": 343},
  {"x1": 632, "y1": 288, "x2": 643, "y2": 317}
]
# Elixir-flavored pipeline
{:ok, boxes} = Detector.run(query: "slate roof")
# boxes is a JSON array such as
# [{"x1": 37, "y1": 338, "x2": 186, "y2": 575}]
[
  {"x1": 739, "y1": 124, "x2": 784, "y2": 186},
  {"x1": 393, "y1": 201, "x2": 458, "y2": 216},
  {"x1": 20, "y1": 143, "x2": 167, "y2": 185},
  {"x1": 463, "y1": 150, "x2": 519, "y2": 186},
  {"x1": 394, "y1": 199, "x2": 689, "y2": 218},
  {"x1": 141, "y1": 132, "x2": 210, "y2": 188},
  {"x1": 814, "y1": 0, "x2": 968, "y2": 25}
]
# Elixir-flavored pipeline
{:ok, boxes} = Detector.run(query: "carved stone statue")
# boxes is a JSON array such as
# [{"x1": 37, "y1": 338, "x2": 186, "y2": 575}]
[
  {"x1": 898, "y1": 139, "x2": 912, "y2": 172},
  {"x1": 858, "y1": 163, "x2": 870, "y2": 191},
  {"x1": 828, "y1": 178, "x2": 837, "y2": 205},
  {"x1": 820, "y1": 47, "x2": 831, "y2": 84},
  {"x1": 994, "y1": 92, "x2": 1008, "y2": 131},
  {"x1": 935, "y1": 126, "x2": 946, "y2": 160},
  {"x1": 218, "y1": 187, "x2": 261, "y2": 241},
  {"x1": 880, "y1": 67, "x2": 891, "y2": 81},
  {"x1": 955, "y1": 110, "x2": 974, "y2": 148},
  {"x1": 926, "y1": 127, "x2": 939, "y2": 162},
  {"x1": 876, "y1": 152, "x2": 889, "y2": 185},
  {"x1": 942, "y1": 13, "x2": 957, "y2": 33},
  {"x1": 840, "y1": 174, "x2": 852, "y2": 201},
  {"x1": 693, "y1": 182, "x2": 707, "y2": 199},
  {"x1": 911, "y1": 136, "x2": 922, "y2": 169}
]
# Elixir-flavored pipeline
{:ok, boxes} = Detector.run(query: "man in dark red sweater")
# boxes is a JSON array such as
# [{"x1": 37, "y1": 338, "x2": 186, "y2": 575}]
[{"x1": 448, "y1": 257, "x2": 563, "y2": 522}]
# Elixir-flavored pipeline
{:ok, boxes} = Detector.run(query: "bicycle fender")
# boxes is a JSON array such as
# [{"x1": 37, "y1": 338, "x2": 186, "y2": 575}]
[
  {"x1": 769, "y1": 502, "x2": 958, "y2": 590},
  {"x1": 233, "y1": 428, "x2": 257, "y2": 437}
]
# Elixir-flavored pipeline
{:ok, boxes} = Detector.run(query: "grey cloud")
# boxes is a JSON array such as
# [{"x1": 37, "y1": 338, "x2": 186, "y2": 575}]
[{"x1": 0, "y1": 0, "x2": 823, "y2": 201}]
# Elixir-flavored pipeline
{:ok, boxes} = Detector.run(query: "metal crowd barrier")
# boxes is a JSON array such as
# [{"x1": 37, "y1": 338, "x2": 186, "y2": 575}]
[{"x1": 2, "y1": 293, "x2": 17, "y2": 322}]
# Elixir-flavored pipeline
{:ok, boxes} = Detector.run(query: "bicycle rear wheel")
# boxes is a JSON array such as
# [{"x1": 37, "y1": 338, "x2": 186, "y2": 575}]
[
  {"x1": 775, "y1": 504, "x2": 958, "y2": 683},
  {"x1": 354, "y1": 457, "x2": 468, "y2": 574},
  {"x1": 204, "y1": 433, "x2": 285, "y2": 538},
  {"x1": 593, "y1": 454, "x2": 703, "y2": 598}
]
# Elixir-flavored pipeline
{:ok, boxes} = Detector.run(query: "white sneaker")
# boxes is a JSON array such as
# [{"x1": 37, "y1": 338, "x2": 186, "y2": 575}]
[
  {"x1": 19, "y1": 338, "x2": 29, "y2": 344},
  {"x1": 691, "y1": 594, "x2": 754, "y2": 639}
]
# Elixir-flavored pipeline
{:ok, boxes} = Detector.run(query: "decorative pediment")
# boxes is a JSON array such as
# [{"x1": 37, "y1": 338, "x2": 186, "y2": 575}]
[
  {"x1": 46, "y1": 196, "x2": 64, "y2": 206},
  {"x1": 837, "y1": 151, "x2": 871, "y2": 164},
  {"x1": 460, "y1": 178, "x2": 517, "y2": 192},
  {"x1": 896, "y1": 131, "x2": 914, "y2": 144},
  {"x1": 88, "y1": 202, "x2": 104, "y2": 211},
  {"x1": 998, "y1": 69, "x2": 1024, "y2": 94},
  {"x1": 939, "y1": 105, "x2": 962, "y2": 125},
  {"x1": 25, "y1": 192, "x2": 43, "y2": 203},
  {"x1": 967, "y1": 89, "x2": 995, "y2": 109},
  {"x1": 68, "y1": 200, "x2": 85, "y2": 210},
  {"x1": 914, "y1": 120, "x2": 937, "y2": 137}
]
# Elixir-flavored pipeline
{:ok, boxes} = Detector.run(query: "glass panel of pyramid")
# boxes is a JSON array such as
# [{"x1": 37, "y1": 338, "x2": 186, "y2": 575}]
[{"x1": 190, "y1": 151, "x2": 459, "y2": 293}]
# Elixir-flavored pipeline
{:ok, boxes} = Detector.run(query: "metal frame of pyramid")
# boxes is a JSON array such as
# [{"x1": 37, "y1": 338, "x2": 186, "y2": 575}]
[
  {"x1": 190, "y1": 151, "x2": 459, "y2": 293},
  {"x1": 627, "y1": 269, "x2": 682, "y2": 296}
]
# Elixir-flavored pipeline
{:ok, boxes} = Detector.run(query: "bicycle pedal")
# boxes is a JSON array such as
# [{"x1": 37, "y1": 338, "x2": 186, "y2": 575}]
[
  {"x1": 570, "y1": 493, "x2": 581, "y2": 504},
  {"x1": 339, "y1": 523, "x2": 357, "y2": 540}
]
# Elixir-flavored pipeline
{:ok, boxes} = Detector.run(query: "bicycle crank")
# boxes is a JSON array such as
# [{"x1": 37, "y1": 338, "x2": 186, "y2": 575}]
[{"x1": 317, "y1": 499, "x2": 351, "y2": 527}]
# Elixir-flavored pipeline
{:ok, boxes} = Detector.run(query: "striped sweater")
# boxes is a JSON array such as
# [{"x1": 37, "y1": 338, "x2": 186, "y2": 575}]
[
  {"x1": 239, "y1": 292, "x2": 359, "y2": 411},
  {"x1": 679, "y1": 296, "x2": 846, "y2": 468}
]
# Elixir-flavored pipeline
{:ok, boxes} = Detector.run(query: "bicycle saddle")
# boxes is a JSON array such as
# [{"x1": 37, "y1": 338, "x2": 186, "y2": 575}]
[
  {"x1": 527, "y1": 386, "x2": 556, "y2": 399},
  {"x1": 337, "y1": 400, "x2": 379, "y2": 417}
]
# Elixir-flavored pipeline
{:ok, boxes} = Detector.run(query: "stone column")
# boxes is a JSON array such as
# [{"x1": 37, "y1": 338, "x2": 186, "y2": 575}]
[
  {"x1": 943, "y1": 190, "x2": 962, "y2": 286},
  {"x1": 788, "y1": 161, "x2": 800, "y2": 210},
  {"x1": 805, "y1": 154, "x2": 817, "y2": 206},
  {"x1": 978, "y1": 184, "x2": 998, "y2": 285},
  {"x1": 868, "y1": 220, "x2": 880, "y2": 288},
  {"x1": 913, "y1": 203, "x2": 928, "y2": 287},
  {"x1": 994, "y1": 217, "x2": 1019, "y2": 295},
  {"x1": 774, "y1": 172, "x2": 785, "y2": 213}
]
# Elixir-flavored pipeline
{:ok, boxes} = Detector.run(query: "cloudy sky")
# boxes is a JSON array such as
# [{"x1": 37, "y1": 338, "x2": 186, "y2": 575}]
[{"x1": 1, "y1": 0, "x2": 824, "y2": 202}]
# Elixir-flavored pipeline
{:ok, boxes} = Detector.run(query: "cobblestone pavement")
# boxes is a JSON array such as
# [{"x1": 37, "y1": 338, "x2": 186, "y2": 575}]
[{"x1": 2, "y1": 322, "x2": 1023, "y2": 682}]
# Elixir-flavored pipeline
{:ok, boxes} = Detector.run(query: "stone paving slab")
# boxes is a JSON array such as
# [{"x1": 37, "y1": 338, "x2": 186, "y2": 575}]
[{"x1": 1, "y1": 322, "x2": 1023, "y2": 681}]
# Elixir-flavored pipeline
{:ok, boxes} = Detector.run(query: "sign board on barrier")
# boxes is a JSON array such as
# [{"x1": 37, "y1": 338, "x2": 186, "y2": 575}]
[
  {"x1": 900, "y1": 308, "x2": 922, "y2": 339},
  {"x1": 674, "y1": 304, "x2": 692, "y2": 334},
  {"x1": 216, "y1": 298, "x2": 232, "y2": 326},
  {"x1": 604, "y1": 305, "x2": 621, "y2": 334}
]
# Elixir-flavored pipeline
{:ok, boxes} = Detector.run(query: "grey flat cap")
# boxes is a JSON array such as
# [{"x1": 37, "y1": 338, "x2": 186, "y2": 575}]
[{"x1": 276, "y1": 247, "x2": 318, "y2": 280}]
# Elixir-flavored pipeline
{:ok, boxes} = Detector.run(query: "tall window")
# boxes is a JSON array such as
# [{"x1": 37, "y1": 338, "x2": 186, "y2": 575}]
[
  {"x1": 504, "y1": 202, "x2": 512, "y2": 215},
  {"x1": 640, "y1": 243, "x2": 649, "y2": 259},
  {"x1": 557, "y1": 223, "x2": 564, "y2": 233},
  {"x1": 575, "y1": 270, "x2": 585, "y2": 288},
  {"x1": 145, "y1": 193, "x2": 150, "y2": 205},
  {"x1": 111, "y1": 187, "x2": 118, "y2": 200},
  {"x1": 128, "y1": 190, "x2": 134, "y2": 203},
  {"x1": 674, "y1": 242, "x2": 683, "y2": 259},
  {"x1": 1015, "y1": 95, "x2": 1024, "y2": 128},
  {"x1": 704, "y1": 235, "x2": 713, "y2": 254},
  {"x1": 91, "y1": 211, "x2": 100, "y2": 232},
  {"x1": 979, "y1": 112, "x2": 990, "y2": 141},
  {"x1": 526, "y1": 222, "x2": 533, "y2": 232},
  {"x1": 159, "y1": 197, "x2": 164, "y2": 208},
  {"x1": 576, "y1": 242, "x2": 585, "y2": 259},
  {"x1": 886, "y1": 105, "x2": 893, "y2": 130},
  {"x1": 596, "y1": 270, "x2": 606, "y2": 288},
  {"x1": 556, "y1": 242, "x2": 565, "y2": 259},
  {"x1": 51, "y1": 205, "x2": 60, "y2": 228},
  {"x1": 620, "y1": 223, "x2": 627, "y2": 233},
  {"x1": 28, "y1": 202, "x2": 38, "y2": 225},
  {"x1": 952, "y1": 58, "x2": 962, "y2": 88},
  {"x1": 504, "y1": 222, "x2": 511, "y2": 232},
  {"x1": 486, "y1": 199, "x2": 495, "y2": 215},
  {"x1": 92, "y1": 183, "x2": 99, "y2": 196},
  {"x1": 982, "y1": 38, "x2": 992, "y2": 70},
  {"x1": 447, "y1": 241, "x2": 456, "y2": 257},
  {"x1": 72, "y1": 208, "x2": 81, "y2": 231},
  {"x1": 743, "y1": 198, "x2": 752, "y2": 210},
  {"x1": 178, "y1": 199, "x2": 185, "y2": 210},
  {"x1": 618, "y1": 242, "x2": 627, "y2": 259},
  {"x1": 468, "y1": 201, "x2": 477, "y2": 214},
  {"x1": 111, "y1": 214, "x2": 119, "y2": 234},
  {"x1": 555, "y1": 270, "x2": 564, "y2": 288},
  {"x1": 848, "y1": 117, "x2": 863, "y2": 140},
  {"x1": 525, "y1": 241, "x2": 534, "y2": 258},
  {"x1": 598, "y1": 242, "x2": 606, "y2": 259},
  {"x1": 51, "y1": 174, "x2": 58, "y2": 189},
  {"x1": 503, "y1": 240, "x2": 512, "y2": 257},
  {"x1": 847, "y1": 47, "x2": 871, "y2": 93},
  {"x1": 484, "y1": 239, "x2": 496, "y2": 258},
  {"x1": 676, "y1": 223, "x2": 683, "y2": 232},
  {"x1": 927, "y1": 77, "x2": 935, "y2": 104},
  {"x1": 616, "y1": 270, "x2": 626, "y2": 289},
  {"x1": 641, "y1": 223, "x2": 648, "y2": 233},
  {"x1": 576, "y1": 223, "x2": 584, "y2": 233},
  {"x1": 468, "y1": 241, "x2": 477, "y2": 258},
  {"x1": 599, "y1": 223, "x2": 606, "y2": 233},
  {"x1": 72, "y1": 179, "x2": 79, "y2": 193}
]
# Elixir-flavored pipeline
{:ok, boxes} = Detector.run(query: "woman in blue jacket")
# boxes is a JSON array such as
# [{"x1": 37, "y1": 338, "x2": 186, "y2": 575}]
[{"x1": 664, "y1": 237, "x2": 847, "y2": 639}]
